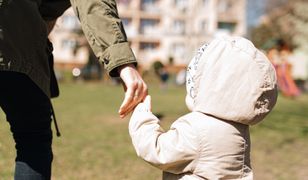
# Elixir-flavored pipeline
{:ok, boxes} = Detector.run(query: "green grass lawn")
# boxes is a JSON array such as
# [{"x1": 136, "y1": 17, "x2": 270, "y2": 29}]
[{"x1": 0, "y1": 82, "x2": 308, "y2": 180}]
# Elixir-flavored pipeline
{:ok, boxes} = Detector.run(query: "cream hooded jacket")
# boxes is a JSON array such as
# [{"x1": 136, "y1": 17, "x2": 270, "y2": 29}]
[{"x1": 129, "y1": 36, "x2": 278, "y2": 179}]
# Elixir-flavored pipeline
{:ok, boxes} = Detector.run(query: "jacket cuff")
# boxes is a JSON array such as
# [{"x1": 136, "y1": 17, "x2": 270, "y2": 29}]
[{"x1": 100, "y1": 42, "x2": 137, "y2": 77}]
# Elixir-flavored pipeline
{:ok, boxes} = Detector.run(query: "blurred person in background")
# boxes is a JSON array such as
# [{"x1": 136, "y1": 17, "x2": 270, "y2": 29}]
[
  {"x1": 279, "y1": 48, "x2": 301, "y2": 97},
  {"x1": 267, "y1": 40, "x2": 301, "y2": 97},
  {"x1": 0, "y1": 0, "x2": 147, "y2": 179},
  {"x1": 152, "y1": 60, "x2": 170, "y2": 90},
  {"x1": 287, "y1": 50, "x2": 308, "y2": 93}
]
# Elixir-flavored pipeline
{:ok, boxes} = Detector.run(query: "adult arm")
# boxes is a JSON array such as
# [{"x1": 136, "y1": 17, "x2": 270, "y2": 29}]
[
  {"x1": 41, "y1": 0, "x2": 147, "y2": 117},
  {"x1": 40, "y1": 0, "x2": 137, "y2": 76},
  {"x1": 69, "y1": 0, "x2": 135, "y2": 76},
  {"x1": 70, "y1": 0, "x2": 147, "y2": 117}
]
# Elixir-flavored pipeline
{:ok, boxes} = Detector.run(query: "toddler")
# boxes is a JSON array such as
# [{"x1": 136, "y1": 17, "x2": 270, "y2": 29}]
[{"x1": 129, "y1": 36, "x2": 278, "y2": 179}]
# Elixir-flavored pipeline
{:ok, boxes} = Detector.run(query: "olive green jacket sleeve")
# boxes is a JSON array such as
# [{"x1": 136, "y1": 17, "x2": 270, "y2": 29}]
[{"x1": 70, "y1": 0, "x2": 137, "y2": 77}]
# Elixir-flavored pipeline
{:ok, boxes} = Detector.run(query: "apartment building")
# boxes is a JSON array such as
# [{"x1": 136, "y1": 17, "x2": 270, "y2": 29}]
[
  {"x1": 49, "y1": 0, "x2": 246, "y2": 69},
  {"x1": 49, "y1": 8, "x2": 88, "y2": 69}
]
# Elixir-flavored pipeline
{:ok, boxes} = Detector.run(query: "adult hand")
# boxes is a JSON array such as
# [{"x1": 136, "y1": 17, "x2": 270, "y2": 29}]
[{"x1": 118, "y1": 64, "x2": 148, "y2": 118}]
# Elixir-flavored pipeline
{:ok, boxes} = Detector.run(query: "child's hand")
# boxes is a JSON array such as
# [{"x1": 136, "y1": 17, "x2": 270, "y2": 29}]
[{"x1": 134, "y1": 95, "x2": 152, "y2": 113}]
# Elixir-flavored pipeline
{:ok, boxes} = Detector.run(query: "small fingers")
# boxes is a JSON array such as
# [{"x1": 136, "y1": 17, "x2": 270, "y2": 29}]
[{"x1": 144, "y1": 95, "x2": 151, "y2": 111}]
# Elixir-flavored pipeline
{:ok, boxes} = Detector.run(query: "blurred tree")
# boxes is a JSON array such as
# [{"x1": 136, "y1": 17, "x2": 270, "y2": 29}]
[
  {"x1": 263, "y1": 0, "x2": 288, "y2": 13},
  {"x1": 288, "y1": 1, "x2": 308, "y2": 51},
  {"x1": 250, "y1": 24, "x2": 275, "y2": 49},
  {"x1": 250, "y1": 0, "x2": 308, "y2": 51},
  {"x1": 152, "y1": 60, "x2": 164, "y2": 76}
]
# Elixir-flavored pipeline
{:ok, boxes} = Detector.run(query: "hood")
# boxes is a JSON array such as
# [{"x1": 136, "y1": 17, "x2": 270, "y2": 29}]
[{"x1": 186, "y1": 36, "x2": 278, "y2": 125}]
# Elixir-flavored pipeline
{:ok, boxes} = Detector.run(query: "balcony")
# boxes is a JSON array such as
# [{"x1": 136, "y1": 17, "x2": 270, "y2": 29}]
[
  {"x1": 117, "y1": 0, "x2": 133, "y2": 11},
  {"x1": 174, "y1": 0, "x2": 188, "y2": 13},
  {"x1": 217, "y1": 21, "x2": 237, "y2": 35},
  {"x1": 171, "y1": 19, "x2": 186, "y2": 35},
  {"x1": 140, "y1": 0, "x2": 160, "y2": 13},
  {"x1": 139, "y1": 19, "x2": 161, "y2": 36},
  {"x1": 217, "y1": 0, "x2": 240, "y2": 21}
]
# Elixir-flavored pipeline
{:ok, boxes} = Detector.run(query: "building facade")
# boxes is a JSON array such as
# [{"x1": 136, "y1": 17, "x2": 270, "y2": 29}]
[
  {"x1": 49, "y1": 0, "x2": 246, "y2": 69},
  {"x1": 49, "y1": 8, "x2": 88, "y2": 69}
]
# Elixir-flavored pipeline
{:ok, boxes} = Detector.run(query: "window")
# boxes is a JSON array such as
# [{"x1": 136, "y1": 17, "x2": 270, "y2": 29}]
[
  {"x1": 62, "y1": 15, "x2": 80, "y2": 30},
  {"x1": 142, "y1": 0, "x2": 156, "y2": 4},
  {"x1": 172, "y1": 43, "x2": 185, "y2": 57},
  {"x1": 200, "y1": 20, "x2": 207, "y2": 32},
  {"x1": 201, "y1": 0, "x2": 209, "y2": 6},
  {"x1": 140, "y1": 42, "x2": 159, "y2": 50},
  {"x1": 122, "y1": 18, "x2": 135, "y2": 36},
  {"x1": 61, "y1": 39, "x2": 77, "y2": 50},
  {"x1": 117, "y1": 0, "x2": 131, "y2": 6},
  {"x1": 173, "y1": 20, "x2": 185, "y2": 34},
  {"x1": 175, "y1": 0, "x2": 187, "y2": 11},
  {"x1": 218, "y1": 0, "x2": 233, "y2": 12},
  {"x1": 217, "y1": 22, "x2": 236, "y2": 33},
  {"x1": 141, "y1": 0, "x2": 159, "y2": 11},
  {"x1": 175, "y1": 0, "x2": 187, "y2": 7},
  {"x1": 140, "y1": 19, "x2": 159, "y2": 34},
  {"x1": 121, "y1": 18, "x2": 132, "y2": 27}
]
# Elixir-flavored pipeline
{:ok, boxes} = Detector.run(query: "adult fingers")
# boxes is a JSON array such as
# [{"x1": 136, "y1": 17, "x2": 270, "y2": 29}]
[
  {"x1": 118, "y1": 64, "x2": 148, "y2": 118},
  {"x1": 120, "y1": 80, "x2": 147, "y2": 118},
  {"x1": 133, "y1": 79, "x2": 148, "y2": 102},
  {"x1": 119, "y1": 81, "x2": 137, "y2": 117}
]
